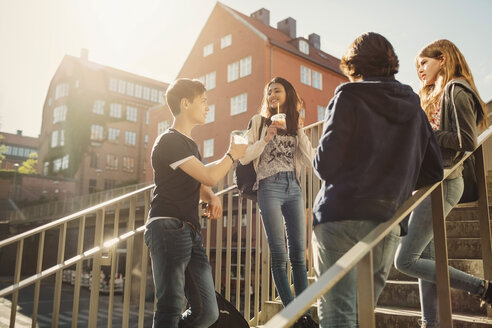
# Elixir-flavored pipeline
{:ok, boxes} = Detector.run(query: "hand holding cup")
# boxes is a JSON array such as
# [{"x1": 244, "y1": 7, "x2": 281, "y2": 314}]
[{"x1": 229, "y1": 132, "x2": 248, "y2": 160}]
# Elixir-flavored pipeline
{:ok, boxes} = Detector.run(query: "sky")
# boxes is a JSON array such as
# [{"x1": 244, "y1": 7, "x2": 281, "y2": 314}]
[{"x1": 0, "y1": 0, "x2": 491, "y2": 138}]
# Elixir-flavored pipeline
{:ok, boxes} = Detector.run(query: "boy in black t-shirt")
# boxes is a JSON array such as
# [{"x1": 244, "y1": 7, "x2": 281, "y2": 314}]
[{"x1": 145, "y1": 78, "x2": 247, "y2": 328}]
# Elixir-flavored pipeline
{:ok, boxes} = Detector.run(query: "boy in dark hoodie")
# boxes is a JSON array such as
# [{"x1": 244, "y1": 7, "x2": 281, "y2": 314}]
[{"x1": 311, "y1": 32, "x2": 443, "y2": 328}]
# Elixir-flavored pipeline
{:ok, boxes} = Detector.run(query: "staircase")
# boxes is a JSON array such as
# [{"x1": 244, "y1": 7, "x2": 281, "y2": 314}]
[
  {"x1": 259, "y1": 203, "x2": 492, "y2": 327},
  {"x1": 377, "y1": 203, "x2": 492, "y2": 327}
]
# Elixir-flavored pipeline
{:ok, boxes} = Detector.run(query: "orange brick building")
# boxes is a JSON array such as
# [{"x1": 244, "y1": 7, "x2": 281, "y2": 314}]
[
  {"x1": 38, "y1": 50, "x2": 168, "y2": 195},
  {"x1": 147, "y1": 2, "x2": 347, "y2": 175}
]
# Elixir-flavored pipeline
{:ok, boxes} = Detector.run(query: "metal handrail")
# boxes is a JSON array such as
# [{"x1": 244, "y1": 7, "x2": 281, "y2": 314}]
[{"x1": 263, "y1": 126, "x2": 492, "y2": 328}]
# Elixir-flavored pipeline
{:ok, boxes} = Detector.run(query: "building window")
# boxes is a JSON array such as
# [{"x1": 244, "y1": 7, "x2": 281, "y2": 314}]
[
  {"x1": 93, "y1": 100, "x2": 105, "y2": 115},
  {"x1": 51, "y1": 130, "x2": 59, "y2": 148},
  {"x1": 205, "y1": 72, "x2": 216, "y2": 90},
  {"x1": 53, "y1": 105, "x2": 67, "y2": 123},
  {"x1": 230, "y1": 93, "x2": 247, "y2": 116},
  {"x1": 106, "y1": 154, "x2": 118, "y2": 170},
  {"x1": 151, "y1": 89, "x2": 159, "y2": 102},
  {"x1": 125, "y1": 131, "x2": 136, "y2": 145},
  {"x1": 227, "y1": 62, "x2": 239, "y2": 82},
  {"x1": 158, "y1": 91, "x2": 164, "y2": 104},
  {"x1": 90, "y1": 152, "x2": 99, "y2": 168},
  {"x1": 203, "y1": 43, "x2": 214, "y2": 57},
  {"x1": 126, "y1": 106, "x2": 138, "y2": 122},
  {"x1": 104, "y1": 179, "x2": 116, "y2": 190},
  {"x1": 299, "y1": 40, "x2": 309, "y2": 55},
  {"x1": 300, "y1": 108, "x2": 306, "y2": 118},
  {"x1": 61, "y1": 155, "x2": 69, "y2": 170},
  {"x1": 203, "y1": 139, "x2": 214, "y2": 158},
  {"x1": 144, "y1": 134, "x2": 149, "y2": 147},
  {"x1": 312, "y1": 70, "x2": 323, "y2": 90},
  {"x1": 143, "y1": 87, "x2": 150, "y2": 100},
  {"x1": 109, "y1": 78, "x2": 118, "y2": 92},
  {"x1": 60, "y1": 129, "x2": 65, "y2": 146},
  {"x1": 239, "y1": 56, "x2": 252, "y2": 78},
  {"x1": 110, "y1": 103, "x2": 122, "y2": 118},
  {"x1": 91, "y1": 125, "x2": 104, "y2": 141},
  {"x1": 221, "y1": 34, "x2": 232, "y2": 48},
  {"x1": 55, "y1": 83, "x2": 69, "y2": 99},
  {"x1": 158, "y1": 120, "x2": 169, "y2": 135},
  {"x1": 122, "y1": 156, "x2": 135, "y2": 172},
  {"x1": 89, "y1": 179, "x2": 97, "y2": 193},
  {"x1": 301, "y1": 66, "x2": 311, "y2": 85},
  {"x1": 135, "y1": 84, "x2": 143, "y2": 98},
  {"x1": 118, "y1": 80, "x2": 126, "y2": 94},
  {"x1": 318, "y1": 105, "x2": 325, "y2": 122},
  {"x1": 53, "y1": 158, "x2": 62, "y2": 172},
  {"x1": 126, "y1": 82, "x2": 134, "y2": 96},
  {"x1": 205, "y1": 104, "x2": 215, "y2": 123},
  {"x1": 145, "y1": 111, "x2": 149, "y2": 125},
  {"x1": 108, "y1": 128, "x2": 120, "y2": 142}
]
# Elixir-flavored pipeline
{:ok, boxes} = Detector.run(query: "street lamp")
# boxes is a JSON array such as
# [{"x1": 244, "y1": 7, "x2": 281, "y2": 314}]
[{"x1": 12, "y1": 163, "x2": 19, "y2": 200}]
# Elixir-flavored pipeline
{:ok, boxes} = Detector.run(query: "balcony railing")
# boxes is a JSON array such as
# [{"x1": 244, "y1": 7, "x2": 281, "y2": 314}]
[{"x1": 9, "y1": 182, "x2": 151, "y2": 224}]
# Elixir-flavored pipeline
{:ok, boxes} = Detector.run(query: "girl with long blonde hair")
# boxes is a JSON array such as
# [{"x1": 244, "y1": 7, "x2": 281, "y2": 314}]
[{"x1": 395, "y1": 39, "x2": 489, "y2": 328}]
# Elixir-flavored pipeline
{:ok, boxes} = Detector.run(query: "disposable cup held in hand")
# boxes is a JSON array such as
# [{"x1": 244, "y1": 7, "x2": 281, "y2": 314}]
[
  {"x1": 231, "y1": 130, "x2": 248, "y2": 145},
  {"x1": 271, "y1": 113, "x2": 287, "y2": 130}
]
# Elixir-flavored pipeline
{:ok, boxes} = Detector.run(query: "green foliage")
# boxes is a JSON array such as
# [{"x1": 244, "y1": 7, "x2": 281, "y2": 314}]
[
  {"x1": 18, "y1": 153, "x2": 38, "y2": 174},
  {"x1": 0, "y1": 134, "x2": 6, "y2": 163}
]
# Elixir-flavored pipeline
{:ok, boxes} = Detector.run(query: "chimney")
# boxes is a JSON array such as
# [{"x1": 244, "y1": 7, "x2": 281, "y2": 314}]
[
  {"x1": 16, "y1": 130, "x2": 22, "y2": 136},
  {"x1": 277, "y1": 17, "x2": 296, "y2": 39},
  {"x1": 250, "y1": 8, "x2": 270, "y2": 26},
  {"x1": 80, "y1": 48, "x2": 89, "y2": 62},
  {"x1": 308, "y1": 33, "x2": 320, "y2": 50}
]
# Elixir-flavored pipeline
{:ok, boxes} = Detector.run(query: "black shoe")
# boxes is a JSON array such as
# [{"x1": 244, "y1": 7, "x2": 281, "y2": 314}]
[
  {"x1": 481, "y1": 280, "x2": 492, "y2": 306},
  {"x1": 292, "y1": 315, "x2": 319, "y2": 328}
]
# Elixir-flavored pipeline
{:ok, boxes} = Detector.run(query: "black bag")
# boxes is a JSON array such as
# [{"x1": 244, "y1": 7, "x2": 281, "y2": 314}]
[
  {"x1": 209, "y1": 292, "x2": 249, "y2": 328},
  {"x1": 234, "y1": 117, "x2": 266, "y2": 201},
  {"x1": 459, "y1": 155, "x2": 478, "y2": 203}
]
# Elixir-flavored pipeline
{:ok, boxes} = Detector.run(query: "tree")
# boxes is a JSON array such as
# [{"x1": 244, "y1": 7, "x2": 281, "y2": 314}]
[
  {"x1": 18, "y1": 152, "x2": 38, "y2": 174},
  {"x1": 0, "y1": 134, "x2": 6, "y2": 164}
]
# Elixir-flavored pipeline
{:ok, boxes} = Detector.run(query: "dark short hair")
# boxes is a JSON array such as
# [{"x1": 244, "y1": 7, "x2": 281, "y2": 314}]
[
  {"x1": 165, "y1": 78, "x2": 206, "y2": 115},
  {"x1": 340, "y1": 32, "x2": 399, "y2": 79}
]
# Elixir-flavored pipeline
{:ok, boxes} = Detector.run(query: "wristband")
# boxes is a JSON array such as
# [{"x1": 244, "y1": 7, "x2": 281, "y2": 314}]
[{"x1": 226, "y1": 152, "x2": 235, "y2": 163}]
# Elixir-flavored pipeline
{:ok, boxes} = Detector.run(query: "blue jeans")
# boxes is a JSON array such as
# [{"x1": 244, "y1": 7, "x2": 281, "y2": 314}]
[
  {"x1": 144, "y1": 218, "x2": 218, "y2": 328},
  {"x1": 258, "y1": 171, "x2": 308, "y2": 306},
  {"x1": 394, "y1": 177, "x2": 483, "y2": 326},
  {"x1": 313, "y1": 220, "x2": 401, "y2": 328}
]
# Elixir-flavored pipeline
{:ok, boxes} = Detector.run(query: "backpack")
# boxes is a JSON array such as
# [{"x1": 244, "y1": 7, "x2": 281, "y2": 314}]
[
  {"x1": 208, "y1": 291, "x2": 250, "y2": 328},
  {"x1": 234, "y1": 116, "x2": 266, "y2": 201}
]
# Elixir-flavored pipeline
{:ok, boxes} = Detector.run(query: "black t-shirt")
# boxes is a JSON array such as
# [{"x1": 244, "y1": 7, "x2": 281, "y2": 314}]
[{"x1": 149, "y1": 129, "x2": 202, "y2": 229}]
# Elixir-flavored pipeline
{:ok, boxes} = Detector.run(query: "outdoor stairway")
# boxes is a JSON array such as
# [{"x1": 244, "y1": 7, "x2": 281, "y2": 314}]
[
  {"x1": 258, "y1": 203, "x2": 492, "y2": 327},
  {"x1": 376, "y1": 203, "x2": 492, "y2": 327}
]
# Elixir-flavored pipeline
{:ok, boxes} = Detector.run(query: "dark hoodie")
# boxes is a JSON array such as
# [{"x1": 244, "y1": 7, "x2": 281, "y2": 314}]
[{"x1": 313, "y1": 77, "x2": 443, "y2": 227}]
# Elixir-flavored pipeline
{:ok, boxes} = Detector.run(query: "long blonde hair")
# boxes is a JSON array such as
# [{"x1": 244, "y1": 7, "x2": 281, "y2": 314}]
[{"x1": 416, "y1": 39, "x2": 487, "y2": 128}]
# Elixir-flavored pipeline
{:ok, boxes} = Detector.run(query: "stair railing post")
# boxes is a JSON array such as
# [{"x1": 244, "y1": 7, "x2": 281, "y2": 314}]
[
  {"x1": 431, "y1": 183, "x2": 453, "y2": 327},
  {"x1": 357, "y1": 250, "x2": 375, "y2": 328},
  {"x1": 474, "y1": 145, "x2": 492, "y2": 317}
]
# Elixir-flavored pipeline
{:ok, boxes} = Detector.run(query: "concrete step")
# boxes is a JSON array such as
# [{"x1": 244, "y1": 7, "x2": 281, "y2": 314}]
[
  {"x1": 388, "y1": 259, "x2": 484, "y2": 281},
  {"x1": 258, "y1": 298, "x2": 492, "y2": 327},
  {"x1": 375, "y1": 306, "x2": 492, "y2": 327},
  {"x1": 447, "y1": 238, "x2": 485, "y2": 259},
  {"x1": 446, "y1": 220, "x2": 492, "y2": 238},
  {"x1": 378, "y1": 280, "x2": 487, "y2": 315},
  {"x1": 259, "y1": 300, "x2": 318, "y2": 325}
]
